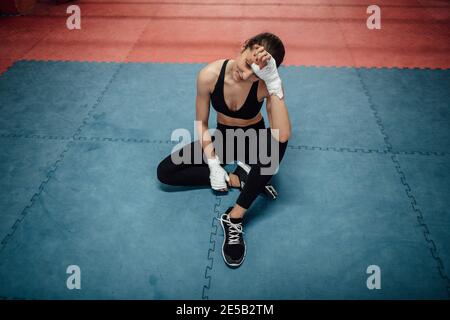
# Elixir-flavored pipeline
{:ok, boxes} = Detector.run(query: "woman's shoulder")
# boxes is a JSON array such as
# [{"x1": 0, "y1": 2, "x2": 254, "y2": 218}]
[
  {"x1": 199, "y1": 59, "x2": 227, "y2": 77},
  {"x1": 197, "y1": 59, "x2": 228, "y2": 92}
]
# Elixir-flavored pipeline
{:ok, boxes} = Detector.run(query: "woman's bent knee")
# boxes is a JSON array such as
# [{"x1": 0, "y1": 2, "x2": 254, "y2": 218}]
[{"x1": 157, "y1": 159, "x2": 172, "y2": 184}]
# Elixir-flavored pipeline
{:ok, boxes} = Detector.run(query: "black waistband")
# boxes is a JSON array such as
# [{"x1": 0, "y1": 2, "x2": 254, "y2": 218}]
[{"x1": 216, "y1": 118, "x2": 266, "y2": 131}]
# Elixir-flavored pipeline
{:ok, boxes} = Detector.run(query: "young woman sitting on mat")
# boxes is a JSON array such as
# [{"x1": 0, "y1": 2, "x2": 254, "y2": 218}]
[{"x1": 157, "y1": 32, "x2": 291, "y2": 268}]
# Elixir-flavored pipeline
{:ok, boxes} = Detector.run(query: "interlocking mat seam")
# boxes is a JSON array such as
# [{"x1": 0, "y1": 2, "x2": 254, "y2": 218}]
[
  {"x1": 0, "y1": 134, "x2": 179, "y2": 145},
  {"x1": 1, "y1": 61, "x2": 448, "y2": 80},
  {"x1": 0, "y1": 139, "x2": 76, "y2": 254},
  {"x1": 202, "y1": 195, "x2": 222, "y2": 300},
  {"x1": 355, "y1": 68, "x2": 450, "y2": 297},
  {"x1": 0, "y1": 295, "x2": 28, "y2": 300},
  {"x1": 1, "y1": 133, "x2": 448, "y2": 157}
]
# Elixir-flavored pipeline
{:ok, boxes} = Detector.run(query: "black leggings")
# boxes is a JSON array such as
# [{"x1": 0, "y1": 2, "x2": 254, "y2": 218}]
[{"x1": 157, "y1": 118, "x2": 288, "y2": 209}]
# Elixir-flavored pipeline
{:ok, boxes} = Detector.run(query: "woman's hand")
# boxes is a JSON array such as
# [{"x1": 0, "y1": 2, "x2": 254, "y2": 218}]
[
  {"x1": 253, "y1": 44, "x2": 271, "y2": 69},
  {"x1": 207, "y1": 155, "x2": 230, "y2": 191},
  {"x1": 251, "y1": 45, "x2": 284, "y2": 99}
]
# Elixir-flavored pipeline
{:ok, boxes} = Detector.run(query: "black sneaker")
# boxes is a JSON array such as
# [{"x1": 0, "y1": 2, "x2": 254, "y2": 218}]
[
  {"x1": 234, "y1": 161, "x2": 278, "y2": 200},
  {"x1": 218, "y1": 207, "x2": 246, "y2": 268}
]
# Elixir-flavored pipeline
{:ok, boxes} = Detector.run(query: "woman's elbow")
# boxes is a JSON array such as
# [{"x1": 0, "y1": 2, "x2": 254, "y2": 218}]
[
  {"x1": 280, "y1": 122, "x2": 292, "y2": 143},
  {"x1": 279, "y1": 130, "x2": 291, "y2": 143},
  {"x1": 271, "y1": 129, "x2": 291, "y2": 143}
]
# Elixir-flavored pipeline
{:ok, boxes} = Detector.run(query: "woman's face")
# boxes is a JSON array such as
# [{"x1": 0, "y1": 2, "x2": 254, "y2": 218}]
[{"x1": 231, "y1": 45, "x2": 261, "y2": 83}]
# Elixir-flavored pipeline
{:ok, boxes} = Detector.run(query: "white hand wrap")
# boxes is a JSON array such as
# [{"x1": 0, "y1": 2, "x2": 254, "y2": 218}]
[
  {"x1": 207, "y1": 155, "x2": 230, "y2": 190},
  {"x1": 251, "y1": 57, "x2": 283, "y2": 99}
]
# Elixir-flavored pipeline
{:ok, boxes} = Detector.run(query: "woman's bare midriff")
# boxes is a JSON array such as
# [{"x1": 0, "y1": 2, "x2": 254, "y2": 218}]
[{"x1": 217, "y1": 112, "x2": 263, "y2": 127}]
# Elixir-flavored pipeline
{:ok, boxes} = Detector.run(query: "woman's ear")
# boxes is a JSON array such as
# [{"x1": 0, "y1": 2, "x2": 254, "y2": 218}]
[{"x1": 240, "y1": 39, "x2": 249, "y2": 53}]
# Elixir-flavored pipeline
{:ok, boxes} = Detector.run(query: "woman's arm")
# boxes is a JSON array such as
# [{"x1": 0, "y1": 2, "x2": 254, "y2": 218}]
[
  {"x1": 195, "y1": 67, "x2": 215, "y2": 160},
  {"x1": 251, "y1": 44, "x2": 291, "y2": 143},
  {"x1": 196, "y1": 65, "x2": 230, "y2": 191},
  {"x1": 266, "y1": 92, "x2": 291, "y2": 143}
]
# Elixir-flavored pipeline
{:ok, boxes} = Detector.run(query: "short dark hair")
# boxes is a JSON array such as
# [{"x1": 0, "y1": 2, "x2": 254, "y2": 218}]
[{"x1": 243, "y1": 32, "x2": 285, "y2": 68}]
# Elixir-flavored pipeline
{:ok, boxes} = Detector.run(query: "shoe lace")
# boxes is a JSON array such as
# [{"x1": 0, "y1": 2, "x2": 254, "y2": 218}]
[{"x1": 217, "y1": 215, "x2": 244, "y2": 245}]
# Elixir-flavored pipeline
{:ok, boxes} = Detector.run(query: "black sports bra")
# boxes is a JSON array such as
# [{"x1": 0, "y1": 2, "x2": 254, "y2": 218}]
[{"x1": 210, "y1": 59, "x2": 264, "y2": 120}]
